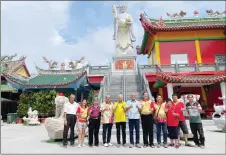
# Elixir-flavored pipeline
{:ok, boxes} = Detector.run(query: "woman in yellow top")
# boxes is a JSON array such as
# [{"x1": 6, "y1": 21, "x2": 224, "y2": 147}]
[
  {"x1": 140, "y1": 92, "x2": 155, "y2": 148},
  {"x1": 113, "y1": 94, "x2": 129, "y2": 147},
  {"x1": 154, "y1": 94, "x2": 168, "y2": 148},
  {"x1": 76, "y1": 99, "x2": 89, "y2": 148}
]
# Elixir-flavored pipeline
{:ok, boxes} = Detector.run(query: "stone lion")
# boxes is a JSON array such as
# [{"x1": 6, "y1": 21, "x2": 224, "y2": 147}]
[{"x1": 44, "y1": 93, "x2": 78, "y2": 140}]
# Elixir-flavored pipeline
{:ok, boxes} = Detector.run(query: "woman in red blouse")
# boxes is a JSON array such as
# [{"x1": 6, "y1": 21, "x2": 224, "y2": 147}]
[{"x1": 165, "y1": 98, "x2": 180, "y2": 148}]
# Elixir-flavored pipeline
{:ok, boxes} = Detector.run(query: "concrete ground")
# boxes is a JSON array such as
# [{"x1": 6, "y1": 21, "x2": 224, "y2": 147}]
[{"x1": 1, "y1": 120, "x2": 225, "y2": 154}]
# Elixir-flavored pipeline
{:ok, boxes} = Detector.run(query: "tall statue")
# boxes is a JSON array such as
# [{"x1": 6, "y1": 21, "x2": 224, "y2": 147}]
[{"x1": 112, "y1": 4, "x2": 136, "y2": 56}]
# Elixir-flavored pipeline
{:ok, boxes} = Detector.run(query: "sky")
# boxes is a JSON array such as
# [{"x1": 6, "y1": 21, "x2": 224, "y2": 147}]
[{"x1": 1, "y1": 1, "x2": 225, "y2": 74}]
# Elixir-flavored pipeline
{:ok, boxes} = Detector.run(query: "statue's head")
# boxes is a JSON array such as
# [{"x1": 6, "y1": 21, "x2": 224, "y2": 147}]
[{"x1": 118, "y1": 4, "x2": 127, "y2": 13}]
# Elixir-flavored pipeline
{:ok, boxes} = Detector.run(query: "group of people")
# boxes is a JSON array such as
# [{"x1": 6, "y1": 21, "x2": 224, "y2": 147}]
[{"x1": 62, "y1": 92, "x2": 205, "y2": 149}]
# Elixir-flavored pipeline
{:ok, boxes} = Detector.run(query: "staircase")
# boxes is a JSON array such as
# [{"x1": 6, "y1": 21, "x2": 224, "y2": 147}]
[
  {"x1": 124, "y1": 74, "x2": 143, "y2": 101},
  {"x1": 106, "y1": 74, "x2": 123, "y2": 102}
]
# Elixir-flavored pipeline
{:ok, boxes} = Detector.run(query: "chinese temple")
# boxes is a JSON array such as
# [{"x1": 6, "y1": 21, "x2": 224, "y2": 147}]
[
  {"x1": 137, "y1": 10, "x2": 226, "y2": 114},
  {"x1": 1, "y1": 9, "x2": 226, "y2": 120},
  {"x1": 2, "y1": 57, "x2": 92, "y2": 102},
  {"x1": 1, "y1": 54, "x2": 30, "y2": 119}
]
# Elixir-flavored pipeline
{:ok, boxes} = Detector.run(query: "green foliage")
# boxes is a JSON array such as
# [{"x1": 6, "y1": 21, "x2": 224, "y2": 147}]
[
  {"x1": 87, "y1": 90, "x2": 98, "y2": 106},
  {"x1": 17, "y1": 90, "x2": 57, "y2": 117}
]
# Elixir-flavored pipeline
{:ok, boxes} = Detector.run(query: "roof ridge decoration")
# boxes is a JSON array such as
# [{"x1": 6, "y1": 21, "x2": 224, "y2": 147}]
[
  {"x1": 166, "y1": 10, "x2": 187, "y2": 19},
  {"x1": 206, "y1": 9, "x2": 226, "y2": 17},
  {"x1": 43, "y1": 56, "x2": 58, "y2": 70},
  {"x1": 140, "y1": 11, "x2": 226, "y2": 32},
  {"x1": 36, "y1": 56, "x2": 88, "y2": 73},
  {"x1": 35, "y1": 63, "x2": 89, "y2": 74},
  {"x1": 1, "y1": 53, "x2": 17, "y2": 62},
  {"x1": 1, "y1": 55, "x2": 27, "y2": 74}
]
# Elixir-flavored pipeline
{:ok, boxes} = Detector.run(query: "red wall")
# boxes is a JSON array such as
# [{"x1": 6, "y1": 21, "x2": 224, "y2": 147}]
[
  {"x1": 87, "y1": 76, "x2": 103, "y2": 83},
  {"x1": 199, "y1": 40, "x2": 226, "y2": 63},
  {"x1": 159, "y1": 41, "x2": 197, "y2": 65},
  {"x1": 206, "y1": 84, "x2": 223, "y2": 108}
]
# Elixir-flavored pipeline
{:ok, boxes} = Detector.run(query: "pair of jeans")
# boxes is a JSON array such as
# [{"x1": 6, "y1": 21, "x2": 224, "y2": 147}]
[
  {"x1": 116, "y1": 122, "x2": 126, "y2": 144},
  {"x1": 102, "y1": 123, "x2": 113, "y2": 144},
  {"x1": 190, "y1": 123, "x2": 205, "y2": 146},
  {"x1": 156, "y1": 122, "x2": 167, "y2": 144},
  {"x1": 141, "y1": 114, "x2": 154, "y2": 145},
  {"x1": 63, "y1": 114, "x2": 76, "y2": 144},
  {"x1": 88, "y1": 118, "x2": 100, "y2": 146},
  {"x1": 128, "y1": 119, "x2": 140, "y2": 144}
]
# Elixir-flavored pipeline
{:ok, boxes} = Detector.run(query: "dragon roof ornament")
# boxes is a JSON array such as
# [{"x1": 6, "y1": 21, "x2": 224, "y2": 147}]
[{"x1": 35, "y1": 56, "x2": 88, "y2": 74}]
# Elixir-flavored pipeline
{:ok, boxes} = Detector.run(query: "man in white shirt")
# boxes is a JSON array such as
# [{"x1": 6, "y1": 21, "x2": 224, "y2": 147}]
[
  {"x1": 126, "y1": 93, "x2": 142, "y2": 148},
  {"x1": 63, "y1": 94, "x2": 79, "y2": 147}
]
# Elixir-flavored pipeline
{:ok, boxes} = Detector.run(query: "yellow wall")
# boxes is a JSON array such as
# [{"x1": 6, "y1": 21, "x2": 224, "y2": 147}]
[
  {"x1": 15, "y1": 66, "x2": 29, "y2": 78},
  {"x1": 154, "y1": 29, "x2": 225, "y2": 41}
]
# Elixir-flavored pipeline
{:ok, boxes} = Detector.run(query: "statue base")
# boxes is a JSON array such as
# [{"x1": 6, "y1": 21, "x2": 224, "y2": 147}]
[{"x1": 112, "y1": 55, "x2": 137, "y2": 73}]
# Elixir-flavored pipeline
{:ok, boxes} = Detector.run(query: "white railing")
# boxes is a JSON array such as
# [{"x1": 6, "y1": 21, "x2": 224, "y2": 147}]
[
  {"x1": 137, "y1": 64, "x2": 153, "y2": 99},
  {"x1": 97, "y1": 62, "x2": 112, "y2": 103},
  {"x1": 139, "y1": 62, "x2": 226, "y2": 73},
  {"x1": 122, "y1": 68, "x2": 126, "y2": 101}
]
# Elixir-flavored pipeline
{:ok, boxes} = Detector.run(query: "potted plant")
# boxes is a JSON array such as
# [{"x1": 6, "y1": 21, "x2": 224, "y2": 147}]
[{"x1": 16, "y1": 102, "x2": 28, "y2": 124}]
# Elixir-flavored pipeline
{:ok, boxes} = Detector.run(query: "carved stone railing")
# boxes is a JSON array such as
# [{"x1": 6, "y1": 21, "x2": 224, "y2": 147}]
[
  {"x1": 122, "y1": 68, "x2": 126, "y2": 101},
  {"x1": 137, "y1": 64, "x2": 153, "y2": 99},
  {"x1": 88, "y1": 65, "x2": 110, "y2": 75},
  {"x1": 97, "y1": 63, "x2": 112, "y2": 103},
  {"x1": 140, "y1": 62, "x2": 226, "y2": 73}
]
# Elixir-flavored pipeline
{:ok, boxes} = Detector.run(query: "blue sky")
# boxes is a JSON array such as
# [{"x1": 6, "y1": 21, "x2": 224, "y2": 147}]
[{"x1": 1, "y1": 1, "x2": 225, "y2": 73}]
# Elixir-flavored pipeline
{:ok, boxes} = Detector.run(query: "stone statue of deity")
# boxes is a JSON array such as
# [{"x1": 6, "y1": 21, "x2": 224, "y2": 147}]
[{"x1": 112, "y1": 4, "x2": 136, "y2": 56}]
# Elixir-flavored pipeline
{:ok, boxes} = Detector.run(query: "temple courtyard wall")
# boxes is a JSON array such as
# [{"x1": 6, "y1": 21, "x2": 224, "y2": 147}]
[{"x1": 1, "y1": 120, "x2": 225, "y2": 154}]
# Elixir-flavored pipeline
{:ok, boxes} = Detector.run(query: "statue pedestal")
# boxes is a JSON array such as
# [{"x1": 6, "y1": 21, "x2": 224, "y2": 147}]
[{"x1": 112, "y1": 55, "x2": 137, "y2": 73}]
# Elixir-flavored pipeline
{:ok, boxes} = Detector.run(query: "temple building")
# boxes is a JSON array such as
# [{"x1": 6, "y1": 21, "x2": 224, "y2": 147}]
[
  {"x1": 1, "y1": 55, "x2": 30, "y2": 119},
  {"x1": 2, "y1": 9, "x2": 226, "y2": 120},
  {"x1": 137, "y1": 10, "x2": 226, "y2": 115}
]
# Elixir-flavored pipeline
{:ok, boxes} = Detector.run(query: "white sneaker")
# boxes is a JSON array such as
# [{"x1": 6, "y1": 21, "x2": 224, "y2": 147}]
[
  {"x1": 108, "y1": 143, "x2": 113, "y2": 146},
  {"x1": 78, "y1": 144, "x2": 81, "y2": 148},
  {"x1": 82, "y1": 144, "x2": 86, "y2": 147},
  {"x1": 104, "y1": 143, "x2": 109, "y2": 147}
]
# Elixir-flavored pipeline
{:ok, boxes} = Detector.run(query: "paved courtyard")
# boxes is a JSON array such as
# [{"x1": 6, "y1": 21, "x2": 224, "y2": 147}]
[{"x1": 1, "y1": 120, "x2": 225, "y2": 154}]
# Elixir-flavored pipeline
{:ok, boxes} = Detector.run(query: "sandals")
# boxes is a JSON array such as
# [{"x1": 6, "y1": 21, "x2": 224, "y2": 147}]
[{"x1": 169, "y1": 143, "x2": 174, "y2": 147}]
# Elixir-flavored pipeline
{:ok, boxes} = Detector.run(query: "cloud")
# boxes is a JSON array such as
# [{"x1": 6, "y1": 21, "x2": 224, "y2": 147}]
[{"x1": 2, "y1": 1, "x2": 225, "y2": 73}]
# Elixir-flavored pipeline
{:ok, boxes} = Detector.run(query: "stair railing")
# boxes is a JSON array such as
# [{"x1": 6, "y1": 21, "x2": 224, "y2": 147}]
[
  {"x1": 137, "y1": 64, "x2": 153, "y2": 99},
  {"x1": 98, "y1": 63, "x2": 112, "y2": 104},
  {"x1": 122, "y1": 68, "x2": 126, "y2": 102}
]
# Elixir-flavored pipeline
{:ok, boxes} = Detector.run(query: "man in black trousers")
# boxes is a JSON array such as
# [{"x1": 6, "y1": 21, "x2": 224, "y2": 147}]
[{"x1": 63, "y1": 94, "x2": 79, "y2": 147}]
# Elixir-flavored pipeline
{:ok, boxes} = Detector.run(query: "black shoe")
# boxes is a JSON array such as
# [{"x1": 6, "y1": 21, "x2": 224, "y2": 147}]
[
  {"x1": 149, "y1": 144, "x2": 155, "y2": 148},
  {"x1": 63, "y1": 143, "x2": 67, "y2": 147},
  {"x1": 89, "y1": 145, "x2": 93, "y2": 148},
  {"x1": 70, "y1": 142, "x2": 74, "y2": 146},
  {"x1": 95, "y1": 144, "x2": 99, "y2": 147}
]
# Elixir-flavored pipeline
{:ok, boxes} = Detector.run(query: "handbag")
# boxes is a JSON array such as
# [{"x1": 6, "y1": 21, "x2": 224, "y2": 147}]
[{"x1": 154, "y1": 104, "x2": 162, "y2": 124}]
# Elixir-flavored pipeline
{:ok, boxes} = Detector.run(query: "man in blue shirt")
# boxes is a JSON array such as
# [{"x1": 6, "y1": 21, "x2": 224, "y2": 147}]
[{"x1": 126, "y1": 93, "x2": 142, "y2": 148}]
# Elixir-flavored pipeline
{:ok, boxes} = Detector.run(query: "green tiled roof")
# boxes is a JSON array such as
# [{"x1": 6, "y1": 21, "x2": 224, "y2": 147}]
[
  {"x1": 4, "y1": 72, "x2": 86, "y2": 86},
  {"x1": 28, "y1": 74, "x2": 79, "y2": 85},
  {"x1": 148, "y1": 17, "x2": 226, "y2": 27},
  {"x1": 140, "y1": 14, "x2": 226, "y2": 31},
  {"x1": 1, "y1": 84, "x2": 17, "y2": 92}
]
